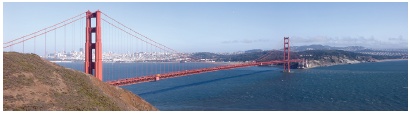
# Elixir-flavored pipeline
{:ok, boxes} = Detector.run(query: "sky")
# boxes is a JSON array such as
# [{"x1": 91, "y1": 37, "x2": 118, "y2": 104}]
[{"x1": 3, "y1": 2, "x2": 408, "y2": 53}]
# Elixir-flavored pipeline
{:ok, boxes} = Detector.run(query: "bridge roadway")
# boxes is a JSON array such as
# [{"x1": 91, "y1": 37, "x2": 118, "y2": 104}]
[{"x1": 106, "y1": 59, "x2": 302, "y2": 86}]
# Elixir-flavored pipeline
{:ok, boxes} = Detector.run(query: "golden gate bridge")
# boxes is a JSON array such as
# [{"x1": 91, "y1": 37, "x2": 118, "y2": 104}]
[{"x1": 3, "y1": 10, "x2": 304, "y2": 86}]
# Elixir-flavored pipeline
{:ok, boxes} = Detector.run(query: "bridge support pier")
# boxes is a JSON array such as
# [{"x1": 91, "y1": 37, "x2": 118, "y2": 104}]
[
  {"x1": 85, "y1": 10, "x2": 103, "y2": 81},
  {"x1": 156, "y1": 74, "x2": 160, "y2": 81}
]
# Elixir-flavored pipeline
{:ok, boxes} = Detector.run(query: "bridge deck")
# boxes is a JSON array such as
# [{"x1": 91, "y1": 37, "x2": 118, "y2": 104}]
[{"x1": 106, "y1": 60, "x2": 302, "y2": 86}]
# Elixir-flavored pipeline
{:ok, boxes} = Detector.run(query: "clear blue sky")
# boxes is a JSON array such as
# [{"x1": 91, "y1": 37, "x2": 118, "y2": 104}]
[{"x1": 3, "y1": 2, "x2": 408, "y2": 53}]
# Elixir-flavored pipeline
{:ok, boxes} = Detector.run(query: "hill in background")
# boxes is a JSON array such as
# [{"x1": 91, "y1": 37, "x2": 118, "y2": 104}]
[{"x1": 3, "y1": 52, "x2": 157, "y2": 111}]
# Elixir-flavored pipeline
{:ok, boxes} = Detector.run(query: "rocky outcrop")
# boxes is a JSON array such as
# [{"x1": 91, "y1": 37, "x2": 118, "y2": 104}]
[{"x1": 303, "y1": 55, "x2": 376, "y2": 68}]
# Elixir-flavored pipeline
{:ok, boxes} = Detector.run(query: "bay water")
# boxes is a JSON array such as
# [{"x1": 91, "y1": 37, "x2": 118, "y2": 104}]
[{"x1": 57, "y1": 60, "x2": 408, "y2": 110}]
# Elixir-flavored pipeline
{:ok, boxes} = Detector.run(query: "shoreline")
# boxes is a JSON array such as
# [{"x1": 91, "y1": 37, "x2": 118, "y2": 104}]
[
  {"x1": 376, "y1": 59, "x2": 408, "y2": 62},
  {"x1": 304, "y1": 58, "x2": 407, "y2": 69}
]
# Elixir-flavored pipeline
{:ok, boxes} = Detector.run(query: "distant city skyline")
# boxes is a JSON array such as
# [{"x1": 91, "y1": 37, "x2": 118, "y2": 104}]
[{"x1": 3, "y1": 2, "x2": 408, "y2": 53}]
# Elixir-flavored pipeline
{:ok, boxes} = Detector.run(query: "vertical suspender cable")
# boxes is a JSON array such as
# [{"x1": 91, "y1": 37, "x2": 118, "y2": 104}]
[
  {"x1": 126, "y1": 28, "x2": 129, "y2": 78},
  {"x1": 163, "y1": 49, "x2": 164, "y2": 74},
  {"x1": 163, "y1": 49, "x2": 165, "y2": 74},
  {"x1": 23, "y1": 37, "x2": 24, "y2": 53},
  {"x1": 45, "y1": 28, "x2": 47, "y2": 59},
  {"x1": 103, "y1": 21, "x2": 109, "y2": 80},
  {"x1": 55, "y1": 30, "x2": 57, "y2": 60},
  {"x1": 111, "y1": 21, "x2": 113, "y2": 80},
  {"x1": 137, "y1": 32, "x2": 138, "y2": 76},
  {"x1": 158, "y1": 46, "x2": 160, "y2": 74},
  {"x1": 119, "y1": 24, "x2": 121, "y2": 79},
  {"x1": 73, "y1": 20, "x2": 75, "y2": 53},
  {"x1": 160, "y1": 46, "x2": 162, "y2": 74},
  {"x1": 165, "y1": 49, "x2": 167, "y2": 73},
  {"x1": 34, "y1": 34, "x2": 36, "y2": 54},
  {"x1": 150, "y1": 43, "x2": 152, "y2": 75},
  {"x1": 117, "y1": 24, "x2": 119, "y2": 79},
  {"x1": 143, "y1": 38, "x2": 145, "y2": 76},
  {"x1": 136, "y1": 35, "x2": 138, "y2": 77},
  {"x1": 128, "y1": 30, "x2": 131, "y2": 78},
  {"x1": 146, "y1": 41, "x2": 148, "y2": 76},
  {"x1": 64, "y1": 25, "x2": 66, "y2": 54}
]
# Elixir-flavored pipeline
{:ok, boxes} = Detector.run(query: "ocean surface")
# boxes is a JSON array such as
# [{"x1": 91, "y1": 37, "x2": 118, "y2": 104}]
[{"x1": 57, "y1": 60, "x2": 408, "y2": 111}]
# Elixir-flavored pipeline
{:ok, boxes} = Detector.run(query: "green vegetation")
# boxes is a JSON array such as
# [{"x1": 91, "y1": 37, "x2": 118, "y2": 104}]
[{"x1": 3, "y1": 52, "x2": 157, "y2": 111}]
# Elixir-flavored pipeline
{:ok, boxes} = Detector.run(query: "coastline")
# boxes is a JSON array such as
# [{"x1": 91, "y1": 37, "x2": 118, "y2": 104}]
[
  {"x1": 376, "y1": 59, "x2": 408, "y2": 62},
  {"x1": 304, "y1": 58, "x2": 407, "y2": 69}
]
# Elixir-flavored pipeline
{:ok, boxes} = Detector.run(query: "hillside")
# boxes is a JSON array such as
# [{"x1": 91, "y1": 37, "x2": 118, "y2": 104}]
[
  {"x1": 3, "y1": 52, "x2": 157, "y2": 111},
  {"x1": 189, "y1": 50, "x2": 406, "y2": 68},
  {"x1": 297, "y1": 50, "x2": 403, "y2": 60}
]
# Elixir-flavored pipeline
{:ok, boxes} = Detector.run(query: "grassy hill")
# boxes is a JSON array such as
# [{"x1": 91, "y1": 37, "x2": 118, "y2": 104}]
[{"x1": 3, "y1": 52, "x2": 158, "y2": 111}]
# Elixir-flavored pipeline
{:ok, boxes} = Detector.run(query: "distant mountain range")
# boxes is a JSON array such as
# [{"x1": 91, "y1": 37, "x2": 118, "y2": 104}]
[
  {"x1": 287, "y1": 44, "x2": 407, "y2": 53},
  {"x1": 191, "y1": 45, "x2": 407, "y2": 62}
]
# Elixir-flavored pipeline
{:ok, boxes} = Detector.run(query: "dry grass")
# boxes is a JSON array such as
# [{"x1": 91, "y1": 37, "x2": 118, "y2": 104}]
[{"x1": 3, "y1": 52, "x2": 158, "y2": 111}]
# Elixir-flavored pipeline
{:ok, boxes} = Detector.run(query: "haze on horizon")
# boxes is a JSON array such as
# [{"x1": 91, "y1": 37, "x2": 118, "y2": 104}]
[{"x1": 3, "y1": 2, "x2": 408, "y2": 53}]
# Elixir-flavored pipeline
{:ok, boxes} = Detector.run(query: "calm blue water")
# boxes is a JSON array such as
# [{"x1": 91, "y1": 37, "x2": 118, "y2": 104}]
[{"x1": 57, "y1": 60, "x2": 408, "y2": 111}]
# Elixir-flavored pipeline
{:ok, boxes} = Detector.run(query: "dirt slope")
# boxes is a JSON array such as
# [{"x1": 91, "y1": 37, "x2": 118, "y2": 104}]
[{"x1": 3, "y1": 52, "x2": 157, "y2": 111}]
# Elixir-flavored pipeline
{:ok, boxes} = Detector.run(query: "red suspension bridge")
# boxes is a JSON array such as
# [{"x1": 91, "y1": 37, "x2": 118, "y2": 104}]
[{"x1": 4, "y1": 10, "x2": 304, "y2": 87}]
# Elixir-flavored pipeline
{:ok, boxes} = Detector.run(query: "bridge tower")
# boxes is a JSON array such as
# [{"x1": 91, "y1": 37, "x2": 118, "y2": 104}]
[
  {"x1": 85, "y1": 10, "x2": 103, "y2": 81},
  {"x1": 283, "y1": 37, "x2": 290, "y2": 72}
]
